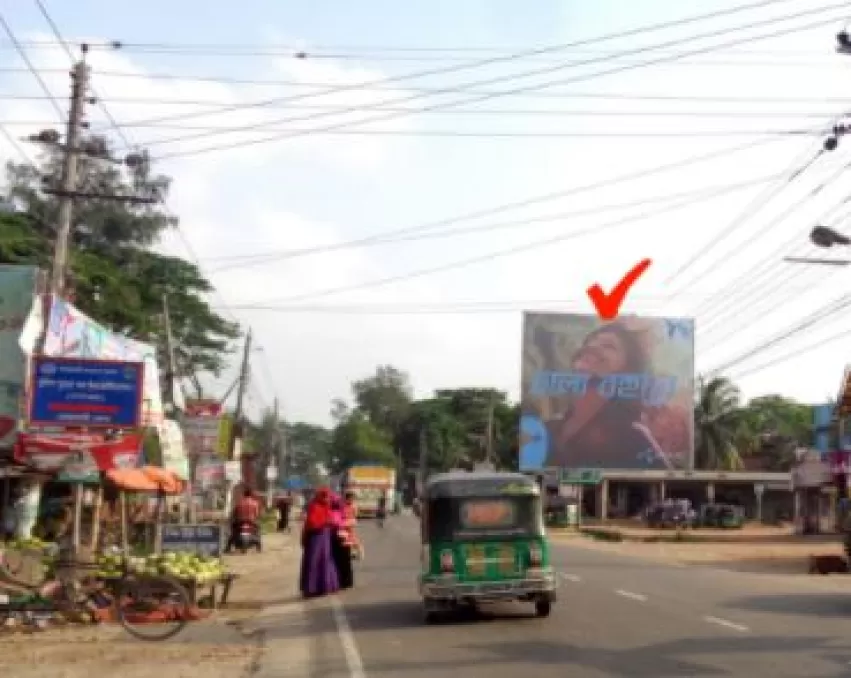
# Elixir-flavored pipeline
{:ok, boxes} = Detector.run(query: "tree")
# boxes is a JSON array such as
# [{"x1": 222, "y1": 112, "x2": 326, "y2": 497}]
[
  {"x1": 434, "y1": 388, "x2": 509, "y2": 465},
  {"x1": 352, "y1": 365, "x2": 413, "y2": 434},
  {"x1": 3, "y1": 139, "x2": 239, "y2": 377},
  {"x1": 0, "y1": 212, "x2": 46, "y2": 264},
  {"x1": 694, "y1": 376, "x2": 744, "y2": 470},
  {"x1": 328, "y1": 411, "x2": 395, "y2": 472},
  {"x1": 286, "y1": 422, "x2": 332, "y2": 482},
  {"x1": 492, "y1": 401, "x2": 521, "y2": 471},
  {"x1": 246, "y1": 409, "x2": 281, "y2": 488},
  {"x1": 396, "y1": 397, "x2": 469, "y2": 471},
  {"x1": 738, "y1": 395, "x2": 810, "y2": 471},
  {"x1": 247, "y1": 413, "x2": 332, "y2": 485}
]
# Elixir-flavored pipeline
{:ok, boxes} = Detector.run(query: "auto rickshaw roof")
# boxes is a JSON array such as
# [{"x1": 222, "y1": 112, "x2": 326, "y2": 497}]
[{"x1": 424, "y1": 471, "x2": 540, "y2": 498}]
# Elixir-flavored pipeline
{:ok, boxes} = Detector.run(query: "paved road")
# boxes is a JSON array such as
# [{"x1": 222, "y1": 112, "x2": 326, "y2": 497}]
[{"x1": 264, "y1": 516, "x2": 851, "y2": 677}]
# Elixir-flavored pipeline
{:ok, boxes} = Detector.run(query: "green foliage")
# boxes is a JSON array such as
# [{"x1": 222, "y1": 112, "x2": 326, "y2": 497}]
[
  {"x1": 329, "y1": 411, "x2": 395, "y2": 471},
  {"x1": 264, "y1": 367, "x2": 817, "y2": 485},
  {"x1": 694, "y1": 375, "x2": 744, "y2": 470},
  {"x1": 351, "y1": 364, "x2": 412, "y2": 434},
  {"x1": 2, "y1": 139, "x2": 239, "y2": 378}
]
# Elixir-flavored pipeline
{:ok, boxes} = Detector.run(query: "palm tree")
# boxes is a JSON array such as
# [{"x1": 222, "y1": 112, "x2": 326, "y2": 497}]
[{"x1": 694, "y1": 375, "x2": 744, "y2": 470}]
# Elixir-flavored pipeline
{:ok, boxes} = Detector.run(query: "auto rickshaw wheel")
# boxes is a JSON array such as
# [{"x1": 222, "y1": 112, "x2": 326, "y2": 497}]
[{"x1": 535, "y1": 600, "x2": 552, "y2": 618}]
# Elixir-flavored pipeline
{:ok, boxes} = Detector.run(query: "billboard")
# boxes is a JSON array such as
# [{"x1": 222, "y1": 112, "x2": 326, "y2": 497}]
[
  {"x1": 29, "y1": 357, "x2": 144, "y2": 428},
  {"x1": 520, "y1": 313, "x2": 695, "y2": 471},
  {"x1": 42, "y1": 297, "x2": 164, "y2": 427}
]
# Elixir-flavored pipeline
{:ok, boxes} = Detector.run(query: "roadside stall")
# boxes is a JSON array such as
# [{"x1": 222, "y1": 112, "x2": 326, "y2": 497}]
[{"x1": 98, "y1": 467, "x2": 234, "y2": 609}]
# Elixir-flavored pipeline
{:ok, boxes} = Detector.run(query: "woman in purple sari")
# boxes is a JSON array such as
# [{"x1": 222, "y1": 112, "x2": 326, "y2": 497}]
[{"x1": 299, "y1": 487, "x2": 340, "y2": 598}]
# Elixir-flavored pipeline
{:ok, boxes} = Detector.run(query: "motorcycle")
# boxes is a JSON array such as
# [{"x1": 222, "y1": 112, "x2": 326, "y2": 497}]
[{"x1": 233, "y1": 521, "x2": 262, "y2": 554}]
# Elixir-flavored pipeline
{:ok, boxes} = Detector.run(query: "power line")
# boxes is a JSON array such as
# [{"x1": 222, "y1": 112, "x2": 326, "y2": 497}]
[
  {"x1": 10, "y1": 105, "x2": 850, "y2": 119},
  {"x1": 699, "y1": 259, "x2": 842, "y2": 354},
  {"x1": 143, "y1": 7, "x2": 848, "y2": 159},
  {"x1": 30, "y1": 1, "x2": 137, "y2": 155},
  {"x1": 689, "y1": 155, "x2": 851, "y2": 328},
  {"x1": 706, "y1": 292, "x2": 851, "y2": 375},
  {"x1": 0, "y1": 124, "x2": 35, "y2": 164},
  {"x1": 18, "y1": 1, "x2": 260, "y2": 392},
  {"x1": 236, "y1": 170, "x2": 778, "y2": 306},
  {"x1": 0, "y1": 121, "x2": 826, "y2": 138},
  {"x1": 661, "y1": 139, "x2": 827, "y2": 298},
  {"x1": 220, "y1": 293, "x2": 812, "y2": 314},
  {"x1": 730, "y1": 323, "x2": 851, "y2": 380},
  {"x1": 87, "y1": 127, "x2": 838, "y2": 140},
  {"x1": 76, "y1": 0, "x2": 812, "y2": 136},
  {"x1": 35, "y1": 71, "x2": 851, "y2": 105},
  {"x1": 207, "y1": 171, "x2": 788, "y2": 272},
  {"x1": 0, "y1": 38, "x2": 834, "y2": 56},
  {"x1": 201, "y1": 136, "x2": 779, "y2": 269},
  {"x1": 0, "y1": 12, "x2": 63, "y2": 121}
]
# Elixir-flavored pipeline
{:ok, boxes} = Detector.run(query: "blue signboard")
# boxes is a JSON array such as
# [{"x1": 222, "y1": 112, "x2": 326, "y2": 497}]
[
  {"x1": 29, "y1": 357, "x2": 143, "y2": 428},
  {"x1": 161, "y1": 524, "x2": 223, "y2": 558}
]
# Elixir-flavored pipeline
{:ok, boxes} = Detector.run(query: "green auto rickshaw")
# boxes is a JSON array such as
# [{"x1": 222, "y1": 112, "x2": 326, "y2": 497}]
[{"x1": 418, "y1": 471, "x2": 557, "y2": 623}]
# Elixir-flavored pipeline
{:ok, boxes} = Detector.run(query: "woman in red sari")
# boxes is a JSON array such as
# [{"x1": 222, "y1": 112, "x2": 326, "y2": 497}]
[{"x1": 299, "y1": 488, "x2": 340, "y2": 598}]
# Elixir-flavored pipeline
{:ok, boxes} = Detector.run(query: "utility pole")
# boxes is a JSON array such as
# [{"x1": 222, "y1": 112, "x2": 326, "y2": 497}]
[
  {"x1": 417, "y1": 428, "x2": 428, "y2": 498},
  {"x1": 266, "y1": 396, "x2": 280, "y2": 507},
  {"x1": 228, "y1": 328, "x2": 252, "y2": 461},
  {"x1": 50, "y1": 58, "x2": 89, "y2": 296},
  {"x1": 277, "y1": 398, "x2": 288, "y2": 483},
  {"x1": 161, "y1": 293, "x2": 177, "y2": 410},
  {"x1": 485, "y1": 397, "x2": 495, "y2": 466}
]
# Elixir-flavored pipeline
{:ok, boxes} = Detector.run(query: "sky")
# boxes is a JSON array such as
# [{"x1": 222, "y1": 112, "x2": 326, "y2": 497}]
[{"x1": 2, "y1": 0, "x2": 851, "y2": 426}]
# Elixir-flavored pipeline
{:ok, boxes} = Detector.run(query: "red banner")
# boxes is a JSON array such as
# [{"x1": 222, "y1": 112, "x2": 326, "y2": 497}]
[
  {"x1": 15, "y1": 431, "x2": 143, "y2": 472},
  {"x1": 185, "y1": 400, "x2": 222, "y2": 417}
]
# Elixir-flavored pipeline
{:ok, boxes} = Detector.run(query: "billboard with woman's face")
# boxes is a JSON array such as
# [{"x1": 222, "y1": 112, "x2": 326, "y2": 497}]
[{"x1": 520, "y1": 313, "x2": 695, "y2": 471}]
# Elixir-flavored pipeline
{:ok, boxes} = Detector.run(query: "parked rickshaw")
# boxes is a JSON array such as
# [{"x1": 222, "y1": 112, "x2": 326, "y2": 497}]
[
  {"x1": 697, "y1": 503, "x2": 744, "y2": 529},
  {"x1": 417, "y1": 471, "x2": 557, "y2": 623}
]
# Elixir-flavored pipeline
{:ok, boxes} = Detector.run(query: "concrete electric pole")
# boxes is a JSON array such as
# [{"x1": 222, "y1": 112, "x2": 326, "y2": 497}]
[
  {"x1": 50, "y1": 59, "x2": 89, "y2": 295},
  {"x1": 228, "y1": 328, "x2": 252, "y2": 461}
]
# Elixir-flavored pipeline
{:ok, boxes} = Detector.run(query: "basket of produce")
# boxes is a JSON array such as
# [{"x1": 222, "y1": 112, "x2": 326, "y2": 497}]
[{"x1": 95, "y1": 552, "x2": 226, "y2": 583}]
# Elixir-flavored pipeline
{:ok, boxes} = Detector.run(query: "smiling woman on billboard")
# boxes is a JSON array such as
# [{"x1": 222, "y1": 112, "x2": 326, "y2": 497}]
[{"x1": 520, "y1": 313, "x2": 694, "y2": 471}]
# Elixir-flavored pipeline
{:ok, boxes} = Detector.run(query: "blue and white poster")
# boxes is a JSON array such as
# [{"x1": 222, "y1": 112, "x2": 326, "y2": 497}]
[
  {"x1": 29, "y1": 357, "x2": 143, "y2": 428},
  {"x1": 520, "y1": 313, "x2": 695, "y2": 471}
]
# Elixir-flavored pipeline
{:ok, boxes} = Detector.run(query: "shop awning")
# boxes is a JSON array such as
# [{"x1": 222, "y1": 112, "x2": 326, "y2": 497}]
[{"x1": 105, "y1": 466, "x2": 185, "y2": 494}]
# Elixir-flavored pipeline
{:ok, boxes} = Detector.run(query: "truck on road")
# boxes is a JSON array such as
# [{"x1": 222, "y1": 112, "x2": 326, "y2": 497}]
[{"x1": 342, "y1": 464, "x2": 396, "y2": 519}]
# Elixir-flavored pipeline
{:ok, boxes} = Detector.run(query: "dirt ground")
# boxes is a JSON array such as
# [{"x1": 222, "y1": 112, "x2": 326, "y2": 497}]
[
  {"x1": 555, "y1": 525, "x2": 846, "y2": 574},
  {"x1": 0, "y1": 532, "x2": 299, "y2": 678}
]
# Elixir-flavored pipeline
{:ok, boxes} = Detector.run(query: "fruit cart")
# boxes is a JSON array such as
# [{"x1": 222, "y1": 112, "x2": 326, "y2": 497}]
[{"x1": 101, "y1": 468, "x2": 236, "y2": 609}]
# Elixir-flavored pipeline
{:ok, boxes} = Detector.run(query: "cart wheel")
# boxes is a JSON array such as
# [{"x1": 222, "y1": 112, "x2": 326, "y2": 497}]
[
  {"x1": 116, "y1": 574, "x2": 191, "y2": 641},
  {"x1": 535, "y1": 600, "x2": 552, "y2": 618}
]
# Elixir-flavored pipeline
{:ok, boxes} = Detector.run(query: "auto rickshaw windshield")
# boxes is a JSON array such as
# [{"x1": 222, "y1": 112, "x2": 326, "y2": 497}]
[{"x1": 424, "y1": 495, "x2": 544, "y2": 542}]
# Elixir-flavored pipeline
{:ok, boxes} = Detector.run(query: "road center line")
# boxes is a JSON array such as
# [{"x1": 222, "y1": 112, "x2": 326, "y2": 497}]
[
  {"x1": 331, "y1": 595, "x2": 367, "y2": 678},
  {"x1": 615, "y1": 589, "x2": 647, "y2": 602},
  {"x1": 703, "y1": 615, "x2": 749, "y2": 633},
  {"x1": 561, "y1": 573, "x2": 581, "y2": 582}
]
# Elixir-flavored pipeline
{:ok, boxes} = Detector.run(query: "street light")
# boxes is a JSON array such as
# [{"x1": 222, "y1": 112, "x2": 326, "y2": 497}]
[
  {"x1": 810, "y1": 225, "x2": 850, "y2": 248},
  {"x1": 783, "y1": 226, "x2": 851, "y2": 266}
]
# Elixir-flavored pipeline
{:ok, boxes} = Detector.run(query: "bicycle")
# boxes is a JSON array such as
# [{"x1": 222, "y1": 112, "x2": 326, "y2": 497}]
[{"x1": 0, "y1": 547, "x2": 192, "y2": 641}]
